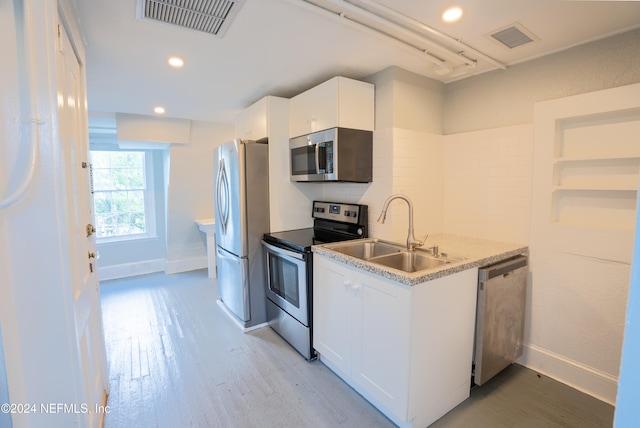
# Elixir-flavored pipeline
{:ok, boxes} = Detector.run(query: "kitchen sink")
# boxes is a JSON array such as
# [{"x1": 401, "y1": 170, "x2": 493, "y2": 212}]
[
  {"x1": 370, "y1": 251, "x2": 449, "y2": 273},
  {"x1": 331, "y1": 240, "x2": 402, "y2": 260},
  {"x1": 327, "y1": 239, "x2": 462, "y2": 274}
]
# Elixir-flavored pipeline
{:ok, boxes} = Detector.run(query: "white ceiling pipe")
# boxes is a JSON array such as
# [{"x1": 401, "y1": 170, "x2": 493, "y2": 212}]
[
  {"x1": 309, "y1": 0, "x2": 477, "y2": 66},
  {"x1": 291, "y1": 0, "x2": 481, "y2": 70},
  {"x1": 286, "y1": 0, "x2": 448, "y2": 66},
  {"x1": 345, "y1": 0, "x2": 507, "y2": 70}
]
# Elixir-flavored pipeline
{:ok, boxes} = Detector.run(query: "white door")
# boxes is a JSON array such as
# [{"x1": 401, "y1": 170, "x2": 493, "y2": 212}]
[{"x1": 56, "y1": 20, "x2": 109, "y2": 426}]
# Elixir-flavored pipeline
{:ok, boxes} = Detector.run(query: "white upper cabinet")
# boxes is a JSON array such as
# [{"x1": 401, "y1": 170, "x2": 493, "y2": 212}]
[
  {"x1": 289, "y1": 76, "x2": 374, "y2": 138},
  {"x1": 233, "y1": 95, "x2": 322, "y2": 232},
  {"x1": 235, "y1": 96, "x2": 270, "y2": 141}
]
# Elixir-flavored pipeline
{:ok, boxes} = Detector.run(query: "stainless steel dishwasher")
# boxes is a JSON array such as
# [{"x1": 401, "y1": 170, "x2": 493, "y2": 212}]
[{"x1": 473, "y1": 255, "x2": 528, "y2": 386}]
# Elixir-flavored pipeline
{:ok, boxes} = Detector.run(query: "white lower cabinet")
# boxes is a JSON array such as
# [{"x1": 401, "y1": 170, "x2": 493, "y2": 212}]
[
  {"x1": 314, "y1": 255, "x2": 411, "y2": 416},
  {"x1": 313, "y1": 254, "x2": 478, "y2": 427}
]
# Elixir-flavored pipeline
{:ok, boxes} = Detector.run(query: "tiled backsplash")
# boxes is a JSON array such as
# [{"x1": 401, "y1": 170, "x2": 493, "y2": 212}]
[
  {"x1": 443, "y1": 124, "x2": 533, "y2": 244},
  {"x1": 321, "y1": 125, "x2": 533, "y2": 245},
  {"x1": 322, "y1": 128, "x2": 443, "y2": 243}
]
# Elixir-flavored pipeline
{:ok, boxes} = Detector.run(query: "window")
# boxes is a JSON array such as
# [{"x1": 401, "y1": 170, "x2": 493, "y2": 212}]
[{"x1": 90, "y1": 150, "x2": 156, "y2": 240}]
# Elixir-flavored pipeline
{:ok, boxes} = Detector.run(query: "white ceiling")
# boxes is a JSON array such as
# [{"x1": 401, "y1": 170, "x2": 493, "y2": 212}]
[{"x1": 76, "y1": 0, "x2": 640, "y2": 126}]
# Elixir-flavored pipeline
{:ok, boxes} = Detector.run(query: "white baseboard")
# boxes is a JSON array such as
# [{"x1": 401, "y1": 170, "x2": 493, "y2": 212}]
[
  {"x1": 165, "y1": 256, "x2": 207, "y2": 275},
  {"x1": 519, "y1": 343, "x2": 618, "y2": 405},
  {"x1": 99, "y1": 256, "x2": 208, "y2": 281},
  {"x1": 98, "y1": 258, "x2": 165, "y2": 281}
]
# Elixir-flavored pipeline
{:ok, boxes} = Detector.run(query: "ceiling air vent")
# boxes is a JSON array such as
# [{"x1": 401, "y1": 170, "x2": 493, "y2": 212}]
[
  {"x1": 489, "y1": 23, "x2": 538, "y2": 49},
  {"x1": 137, "y1": 0, "x2": 245, "y2": 37}
]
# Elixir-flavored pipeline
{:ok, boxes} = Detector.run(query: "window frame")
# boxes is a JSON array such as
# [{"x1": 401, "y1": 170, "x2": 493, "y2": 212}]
[{"x1": 89, "y1": 146, "x2": 158, "y2": 243}]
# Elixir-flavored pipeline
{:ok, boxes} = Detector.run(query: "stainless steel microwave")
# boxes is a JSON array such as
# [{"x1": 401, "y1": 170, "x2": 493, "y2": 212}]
[{"x1": 289, "y1": 128, "x2": 373, "y2": 182}]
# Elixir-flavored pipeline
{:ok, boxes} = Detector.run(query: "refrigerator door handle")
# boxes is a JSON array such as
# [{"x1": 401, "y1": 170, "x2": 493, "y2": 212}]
[
  {"x1": 216, "y1": 247, "x2": 241, "y2": 264},
  {"x1": 216, "y1": 158, "x2": 230, "y2": 235}
]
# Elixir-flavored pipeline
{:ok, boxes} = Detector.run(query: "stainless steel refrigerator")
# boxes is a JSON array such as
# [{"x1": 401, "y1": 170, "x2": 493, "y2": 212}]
[{"x1": 214, "y1": 139, "x2": 269, "y2": 328}]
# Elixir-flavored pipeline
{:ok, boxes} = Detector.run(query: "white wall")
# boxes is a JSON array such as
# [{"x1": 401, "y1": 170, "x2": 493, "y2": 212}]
[
  {"x1": 365, "y1": 66, "x2": 445, "y2": 134},
  {"x1": 165, "y1": 120, "x2": 234, "y2": 273},
  {"x1": 444, "y1": 29, "x2": 640, "y2": 134}
]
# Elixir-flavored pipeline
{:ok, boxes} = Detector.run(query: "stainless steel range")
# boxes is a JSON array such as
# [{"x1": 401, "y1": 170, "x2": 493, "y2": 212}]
[{"x1": 261, "y1": 201, "x2": 368, "y2": 360}]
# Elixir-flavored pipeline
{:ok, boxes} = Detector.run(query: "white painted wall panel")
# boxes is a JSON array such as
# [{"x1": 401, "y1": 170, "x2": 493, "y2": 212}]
[{"x1": 525, "y1": 84, "x2": 640, "y2": 404}]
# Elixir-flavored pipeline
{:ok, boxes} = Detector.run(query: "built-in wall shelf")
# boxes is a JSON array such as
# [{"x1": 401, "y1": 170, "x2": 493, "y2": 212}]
[
  {"x1": 554, "y1": 155, "x2": 640, "y2": 163},
  {"x1": 550, "y1": 107, "x2": 640, "y2": 230},
  {"x1": 553, "y1": 185, "x2": 638, "y2": 192},
  {"x1": 551, "y1": 188, "x2": 637, "y2": 231}
]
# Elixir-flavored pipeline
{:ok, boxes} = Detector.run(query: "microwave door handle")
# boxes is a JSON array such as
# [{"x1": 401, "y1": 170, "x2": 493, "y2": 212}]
[{"x1": 314, "y1": 143, "x2": 320, "y2": 174}]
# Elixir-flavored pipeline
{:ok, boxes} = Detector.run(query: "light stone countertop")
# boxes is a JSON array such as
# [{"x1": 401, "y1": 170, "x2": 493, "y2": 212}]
[{"x1": 312, "y1": 233, "x2": 529, "y2": 286}]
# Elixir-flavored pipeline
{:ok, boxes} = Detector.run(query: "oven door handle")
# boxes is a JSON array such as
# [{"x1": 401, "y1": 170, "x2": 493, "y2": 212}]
[{"x1": 261, "y1": 240, "x2": 305, "y2": 261}]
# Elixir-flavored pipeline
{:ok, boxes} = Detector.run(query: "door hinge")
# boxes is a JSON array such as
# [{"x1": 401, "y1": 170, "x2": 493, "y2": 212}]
[{"x1": 86, "y1": 223, "x2": 96, "y2": 237}]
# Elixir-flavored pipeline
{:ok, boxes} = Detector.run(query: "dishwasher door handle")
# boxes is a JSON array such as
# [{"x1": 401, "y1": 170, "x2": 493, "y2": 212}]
[{"x1": 479, "y1": 255, "x2": 527, "y2": 280}]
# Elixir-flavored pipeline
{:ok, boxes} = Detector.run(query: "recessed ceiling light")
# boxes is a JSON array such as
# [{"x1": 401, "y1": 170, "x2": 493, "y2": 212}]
[
  {"x1": 442, "y1": 7, "x2": 463, "y2": 23},
  {"x1": 154, "y1": 106, "x2": 165, "y2": 114},
  {"x1": 168, "y1": 57, "x2": 184, "y2": 68}
]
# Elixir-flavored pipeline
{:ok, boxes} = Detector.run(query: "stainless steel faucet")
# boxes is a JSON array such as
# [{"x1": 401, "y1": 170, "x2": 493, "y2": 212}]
[{"x1": 377, "y1": 194, "x2": 425, "y2": 252}]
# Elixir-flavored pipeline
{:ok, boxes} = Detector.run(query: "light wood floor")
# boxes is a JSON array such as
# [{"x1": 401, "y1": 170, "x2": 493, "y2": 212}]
[{"x1": 100, "y1": 269, "x2": 614, "y2": 428}]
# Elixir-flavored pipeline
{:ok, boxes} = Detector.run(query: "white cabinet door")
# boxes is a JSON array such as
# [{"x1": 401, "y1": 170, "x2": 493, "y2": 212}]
[
  {"x1": 313, "y1": 255, "x2": 354, "y2": 375},
  {"x1": 353, "y1": 271, "x2": 411, "y2": 418},
  {"x1": 235, "y1": 97, "x2": 268, "y2": 141},
  {"x1": 290, "y1": 77, "x2": 374, "y2": 138},
  {"x1": 314, "y1": 255, "x2": 411, "y2": 418},
  {"x1": 289, "y1": 79, "x2": 335, "y2": 138}
]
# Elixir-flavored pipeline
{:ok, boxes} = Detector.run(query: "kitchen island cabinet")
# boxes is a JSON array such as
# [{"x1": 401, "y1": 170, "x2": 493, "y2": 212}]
[
  {"x1": 313, "y1": 253, "x2": 478, "y2": 427},
  {"x1": 289, "y1": 76, "x2": 374, "y2": 138}
]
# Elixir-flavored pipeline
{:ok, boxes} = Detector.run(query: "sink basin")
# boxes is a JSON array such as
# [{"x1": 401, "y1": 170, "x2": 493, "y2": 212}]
[
  {"x1": 370, "y1": 251, "x2": 449, "y2": 273},
  {"x1": 331, "y1": 241, "x2": 401, "y2": 260},
  {"x1": 326, "y1": 239, "x2": 462, "y2": 274}
]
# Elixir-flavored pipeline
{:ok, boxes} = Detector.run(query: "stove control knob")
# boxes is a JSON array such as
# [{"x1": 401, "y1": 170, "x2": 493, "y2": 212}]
[
  {"x1": 357, "y1": 228, "x2": 363, "y2": 236},
  {"x1": 344, "y1": 210, "x2": 350, "y2": 216}
]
